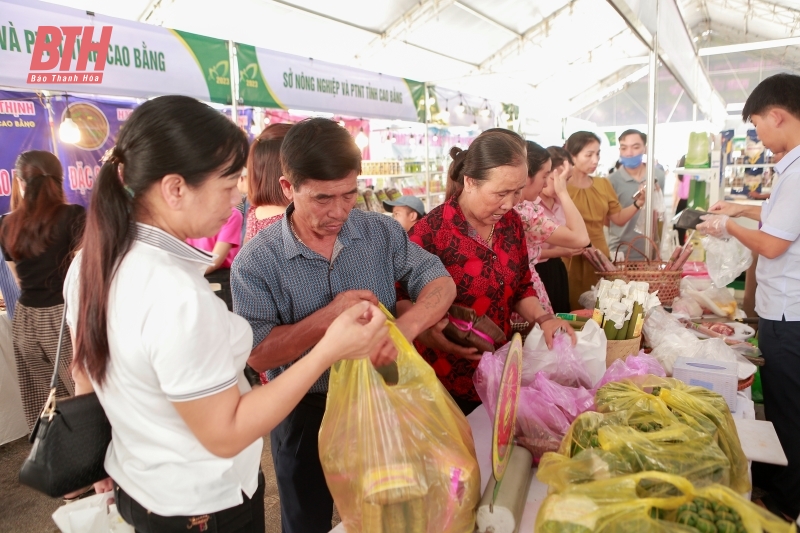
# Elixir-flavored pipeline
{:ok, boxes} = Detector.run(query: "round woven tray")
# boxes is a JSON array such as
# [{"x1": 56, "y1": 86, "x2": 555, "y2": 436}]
[
  {"x1": 596, "y1": 236, "x2": 682, "y2": 306},
  {"x1": 737, "y1": 373, "x2": 755, "y2": 391}
]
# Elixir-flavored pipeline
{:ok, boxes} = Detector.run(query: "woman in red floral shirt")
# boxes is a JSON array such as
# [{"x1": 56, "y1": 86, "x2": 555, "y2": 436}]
[{"x1": 397, "y1": 129, "x2": 575, "y2": 415}]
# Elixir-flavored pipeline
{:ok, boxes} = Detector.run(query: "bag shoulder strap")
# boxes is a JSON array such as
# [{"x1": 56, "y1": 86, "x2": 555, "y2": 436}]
[{"x1": 50, "y1": 302, "x2": 68, "y2": 390}]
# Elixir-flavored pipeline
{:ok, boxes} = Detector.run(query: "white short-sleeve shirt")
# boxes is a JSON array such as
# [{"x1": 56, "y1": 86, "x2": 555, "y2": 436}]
[
  {"x1": 64, "y1": 224, "x2": 262, "y2": 516},
  {"x1": 756, "y1": 144, "x2": 800, "y2": 321}
]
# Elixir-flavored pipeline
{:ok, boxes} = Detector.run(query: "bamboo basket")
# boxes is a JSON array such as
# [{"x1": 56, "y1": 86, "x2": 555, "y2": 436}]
[
  {"x1": 606, "y1": 337, "x2": 643, "y2": 367},
  {"x1": 596, "y1": 236, "x2": 682, "y2": 306}
]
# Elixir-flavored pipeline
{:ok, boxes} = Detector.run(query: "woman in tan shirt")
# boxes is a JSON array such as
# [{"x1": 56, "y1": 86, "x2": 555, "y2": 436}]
[{"x1": 564, "y1": 132, "x2": 644, "y2": 310}]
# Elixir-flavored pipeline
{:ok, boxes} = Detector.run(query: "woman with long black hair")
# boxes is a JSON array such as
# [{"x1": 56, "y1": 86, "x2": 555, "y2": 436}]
[
  {"x1": 0, "y1": 150, "x2": 84, "y2": 430},
  {"x1": 65, "y1": 95, "x2": 387, "y2": 532}
]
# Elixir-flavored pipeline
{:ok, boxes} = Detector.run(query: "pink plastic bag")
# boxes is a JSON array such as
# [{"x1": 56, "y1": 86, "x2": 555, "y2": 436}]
[
  {"x1": 474, "y1": 346, "x2": 597, "y2": 461},
  {"x1": 597, "y1": 351, "x2": 666, "y2": 388}
]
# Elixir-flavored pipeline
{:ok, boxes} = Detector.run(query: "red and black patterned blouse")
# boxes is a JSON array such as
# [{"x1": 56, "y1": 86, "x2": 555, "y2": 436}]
[{"x1": 397, "y1": 195, "x2": 537, "y2": 402}]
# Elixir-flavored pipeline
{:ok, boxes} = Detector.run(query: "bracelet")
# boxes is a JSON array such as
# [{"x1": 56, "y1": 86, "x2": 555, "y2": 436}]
[
  {"x1": 535, "y1": 314, "x2": 557, "y2": 326},
  {"x1": 634, "y1": 201, "x2": 642, "y2": 210}
]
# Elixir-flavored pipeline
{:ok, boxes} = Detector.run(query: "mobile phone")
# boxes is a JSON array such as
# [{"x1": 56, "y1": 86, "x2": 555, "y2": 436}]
[{"x1": 632, "y1": 186, "x2": 646, "y2": 200}]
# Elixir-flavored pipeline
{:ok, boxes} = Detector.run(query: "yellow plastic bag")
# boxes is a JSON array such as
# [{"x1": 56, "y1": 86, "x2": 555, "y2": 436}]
[
  {"x1": 536, "y1": 472, "x2": 795, "y2": 533},
  {"x1": 538, "y1": 411, "x2": 730, "y2": 490},
  {"x1": 319, "y1": 306, "x2": 480, "y2": 533},
  {"x1": 595, "y1": 376, "x2": 750, "y2": 494}
]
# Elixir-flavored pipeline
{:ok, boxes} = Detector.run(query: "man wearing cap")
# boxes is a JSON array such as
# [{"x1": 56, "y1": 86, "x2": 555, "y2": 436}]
[{"x1": 384, "y1": 195, "x2": 426, "y2": 232}]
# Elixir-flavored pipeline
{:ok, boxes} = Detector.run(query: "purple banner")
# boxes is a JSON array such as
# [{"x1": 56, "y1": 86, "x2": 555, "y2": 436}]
[
  {"x1": 221, "y1": 107, "x2": 255, "y2": 142},
  {"x1": 51, "y1": 94, "x2": 137, "y2": 207},
  {"x1": 0, "y1": 91, "x2": 54, "y2": 214}
]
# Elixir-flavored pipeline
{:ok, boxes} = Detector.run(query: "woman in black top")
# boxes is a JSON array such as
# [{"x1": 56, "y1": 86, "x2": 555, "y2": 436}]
[{"x1": 0, "y1": 150, "x2": 85, "y2": 430}]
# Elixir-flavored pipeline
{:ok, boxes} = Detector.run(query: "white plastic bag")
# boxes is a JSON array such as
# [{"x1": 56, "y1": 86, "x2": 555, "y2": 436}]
[
  {"x1": 578, "y1": 288, "x2": 597, "y2": 310},
  {"x1": 634, "y1": 188, "x2": 666, "y2": 235},
  {"x1": 643, "y1": 307, "x2": 756, "y2": 379},
  {"x1": 52, "y1": 492, "x2": 134, "y2": 533},
  {"x1": 702, "y1": 236, "x2": 753, "y2": 288},
  {"x1": 523, "y1": 319, "x2": 607, "y2": 387}
]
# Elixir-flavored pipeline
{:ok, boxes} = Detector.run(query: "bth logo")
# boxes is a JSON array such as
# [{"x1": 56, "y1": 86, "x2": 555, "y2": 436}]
[{"x1": 27, "y1": 26, "x2": 113, "y2": 85}]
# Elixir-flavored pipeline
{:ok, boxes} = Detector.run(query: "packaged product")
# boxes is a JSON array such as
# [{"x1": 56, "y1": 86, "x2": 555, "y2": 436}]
[{"x1": 319, "y1": 306, "x2": 480, "y2": 533}]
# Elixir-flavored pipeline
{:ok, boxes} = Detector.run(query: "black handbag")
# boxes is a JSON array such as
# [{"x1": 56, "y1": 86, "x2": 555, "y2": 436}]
[{"x1": 18, "y1": 303, "x2": 112, "y2": 498}]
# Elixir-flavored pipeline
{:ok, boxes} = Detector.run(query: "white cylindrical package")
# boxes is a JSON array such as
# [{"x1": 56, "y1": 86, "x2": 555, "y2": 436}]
[
  {"x1": 596, "y1": 279, "x2": 613, "y2": 300},
  {"x1": 645, "y1": 291, "x2": 661, "y2": 312},
  {"x1": 606, "y1": 302, "x2": 628, "y2": 330},
  {"x1": 620, "y1": 297, "x2": 636, "y2": 321},
  {"x1": 608, "y1": 288, "x2": 622, "y2": 302}
]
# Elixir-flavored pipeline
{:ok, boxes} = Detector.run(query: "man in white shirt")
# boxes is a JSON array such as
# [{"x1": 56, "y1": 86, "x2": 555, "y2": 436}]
[{"x1": 699, "y1": 73, "x2": 800, "y2": 521}]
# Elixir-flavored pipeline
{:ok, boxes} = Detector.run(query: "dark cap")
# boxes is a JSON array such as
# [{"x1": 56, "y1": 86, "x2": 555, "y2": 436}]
[{"x1": 383, "y1": 195, "x2": 426, "y2": 217}]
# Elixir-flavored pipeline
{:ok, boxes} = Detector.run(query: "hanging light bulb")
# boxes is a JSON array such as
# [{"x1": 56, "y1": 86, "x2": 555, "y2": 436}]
[
  {"x1": 390, "y1": 133, "x2": 397, "y2": 144},
  {"x1": 500, "y1": 112, "x2": 511, "y2": 122},
  {"x1": 472, "y1": 119, "x2": 478, "y2": 129},
  {"x1": 355, "y1": 127, "x2": 369, "y2": 150},
  {"x1": 432, "y1": 133, "x2": 439, "y2": 142},
  {"x1": 250, "y1": 118, "x2": 260, "y2": 136},
  {"x1": 59, "y1": 95, "x2": 81, "y2": 144},
  {"x1": 479, "y1": 102, "x2": 491, "y2": 118},
  {"x1": 455, "y1": 98, "x2": 465, "y2": 114},
  {"x1": 338, "y1": 119, "x2": 346, "y2": 128}
]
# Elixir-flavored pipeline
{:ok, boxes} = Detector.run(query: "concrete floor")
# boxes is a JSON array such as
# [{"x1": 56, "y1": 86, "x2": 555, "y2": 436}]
[{"x1": 0, "y1": 435, "x2": 340, "y2": 532}]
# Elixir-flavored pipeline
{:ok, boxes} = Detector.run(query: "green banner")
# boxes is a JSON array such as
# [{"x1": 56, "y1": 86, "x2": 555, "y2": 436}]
[
  {"x1": 171, "y1": 30, "x2": 232, "y2": 104},
  {"x1": 235, "y1": 43, "x2": 282, "y2": 109}
]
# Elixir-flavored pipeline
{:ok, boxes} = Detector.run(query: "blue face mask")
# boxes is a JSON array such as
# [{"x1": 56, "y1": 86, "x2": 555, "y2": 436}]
[{"x1": 620, "y1": 154, "x2": 644, "y2": 168}]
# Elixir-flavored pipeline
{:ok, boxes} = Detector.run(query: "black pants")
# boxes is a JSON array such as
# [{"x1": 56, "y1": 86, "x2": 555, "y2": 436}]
[
  {"x1": 675, "y1": 198, "x2": 689, "y2": 245},
  {"x1": 115, "y1": 471, "x2": 265, "y2": 533},
  {"x1": 271, "y1": 393, "x2": 332, "y2": 533},
  {"x1": 535, "y1": 259, "x2": 571, "y2": 313},
  {"x1": 753, "y1": 318, "x2": 800, "y2": 519},
  {"x1": 206, "y1": 268, "x2": 233, "y2": 311}
]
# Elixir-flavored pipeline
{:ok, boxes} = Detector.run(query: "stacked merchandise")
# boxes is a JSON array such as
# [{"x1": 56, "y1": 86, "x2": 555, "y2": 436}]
[
  {"x1": 354, "y1": 187, "x2": 402, "y2": 213},
  {"x1": 534, "y1": 376, "x2": 794, "y2": 532},
  {"x1": 362, "y1": 161, "x2": 403, "y2": 175},
  {"x1": 591, "y1": 279, "x2": 661, "y2": 341}
]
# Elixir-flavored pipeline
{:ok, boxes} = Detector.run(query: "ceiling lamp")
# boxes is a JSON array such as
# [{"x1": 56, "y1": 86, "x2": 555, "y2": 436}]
[
  {"x1": 59, "y1": 95, "x2": 81, "y2": 144},
  {"x1": 250, "y1": 118, "x2": 261, "y2": 136},
  {"x1": 355, "y1": 127, "x2": 369, "y2": 150}
]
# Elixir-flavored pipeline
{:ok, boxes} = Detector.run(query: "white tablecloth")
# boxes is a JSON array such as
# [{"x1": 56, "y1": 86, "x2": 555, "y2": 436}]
[
  {"x1": 0, "y1": 311, "x2": 28, "y2": 444},
  {"x1": 330, "y1": 393, "x2": 758, "y2": 533}
]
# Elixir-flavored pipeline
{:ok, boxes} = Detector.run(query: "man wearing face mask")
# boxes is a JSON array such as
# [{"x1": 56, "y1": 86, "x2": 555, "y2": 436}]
[{"x1": 608, "y1": 129, "x2": 666, "y2": 260}]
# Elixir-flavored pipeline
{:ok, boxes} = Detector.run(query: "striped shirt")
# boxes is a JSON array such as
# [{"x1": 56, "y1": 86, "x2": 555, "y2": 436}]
[{"x1": 231, "y1": 205, "x2": 450, "y2": 393}]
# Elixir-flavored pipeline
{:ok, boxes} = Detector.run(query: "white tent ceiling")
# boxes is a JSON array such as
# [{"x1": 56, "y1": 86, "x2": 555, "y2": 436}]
[{"x1": 40, "y1": 0, "x2": 800, "y2": 124}]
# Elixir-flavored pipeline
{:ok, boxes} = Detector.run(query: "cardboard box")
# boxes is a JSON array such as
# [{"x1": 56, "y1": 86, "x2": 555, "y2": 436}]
[{"x1": 673, "y1": 357, "x2": 738, "y2": 412}]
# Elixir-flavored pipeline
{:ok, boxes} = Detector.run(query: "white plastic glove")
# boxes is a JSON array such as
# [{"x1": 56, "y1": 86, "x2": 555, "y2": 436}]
[{"x1": 697, "y1": 214, "x2": 730, "y2": 239}]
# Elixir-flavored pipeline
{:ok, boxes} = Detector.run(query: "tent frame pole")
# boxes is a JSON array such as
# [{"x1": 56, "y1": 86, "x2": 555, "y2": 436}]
[
  {"x1": 644, "y1": 0, "x2": 659, "y2": 258},
  {"x1": 424, "y1": 82, "x2": 431, "y2": 212}
]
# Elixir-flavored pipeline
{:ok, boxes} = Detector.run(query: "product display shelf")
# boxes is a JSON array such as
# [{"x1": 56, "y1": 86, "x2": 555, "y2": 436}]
[{"x1": 674, "y1": 167, "x2": 724, "y2": 206}]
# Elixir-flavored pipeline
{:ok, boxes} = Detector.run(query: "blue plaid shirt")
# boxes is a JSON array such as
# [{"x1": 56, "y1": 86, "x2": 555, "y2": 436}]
[
  {"x1": 0, "y1": 258, "x2": 19, "y2": 320},
  {"x1": 231, "y1": 205, "x2": 450, "y2": 393}
]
